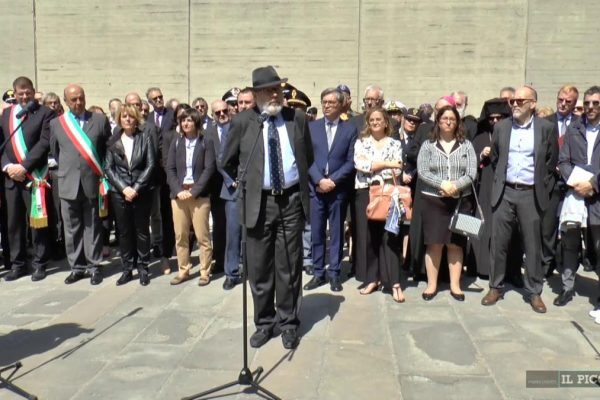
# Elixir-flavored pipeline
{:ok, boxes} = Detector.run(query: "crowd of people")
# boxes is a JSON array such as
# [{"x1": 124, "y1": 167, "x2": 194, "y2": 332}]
[{"x1": 1, "y1": 66, "x2": 599, "y2": 350}]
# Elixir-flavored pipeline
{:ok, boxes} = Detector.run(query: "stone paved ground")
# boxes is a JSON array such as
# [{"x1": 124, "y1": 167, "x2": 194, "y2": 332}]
[{"x1": 1, "y1": 252, "x2": 600, "y2": 400}]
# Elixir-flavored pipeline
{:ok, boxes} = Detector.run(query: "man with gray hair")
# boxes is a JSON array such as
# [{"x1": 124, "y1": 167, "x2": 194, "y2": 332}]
[
  {"x1": 451, "y1": 90, "x2": 477, "y2": 139},
  {"x1": 304, "y1": 88, "x2": 357, "y2": 292},
  {"x1": 351, "y1": 84, "x2": 385, "y2": 132}
]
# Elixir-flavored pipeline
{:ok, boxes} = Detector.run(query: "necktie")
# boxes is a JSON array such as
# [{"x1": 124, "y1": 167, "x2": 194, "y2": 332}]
[
  {"x1": 268, "y1": 116, "x2": 285, "y2": 192},
  {"x1": 218, "y1": 125, "x2": 228, "y2": 164},
  {"x1": 326, "y1": 121, "x2": 333, "y2": 150},
  {"x1": 560, "y1": 118, "x2": 567, "y2": 136},
  {"x1": 155, "y1": 112, "x2": 161, "y2": 128}
]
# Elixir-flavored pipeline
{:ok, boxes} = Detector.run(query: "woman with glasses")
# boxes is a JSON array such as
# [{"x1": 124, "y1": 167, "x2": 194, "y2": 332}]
[
  {"x1": 417, "y1": 105, "x2": 477, "y2": 301},
  {"x1": 353, "y1": 107, "x2": 405, "y2": 303},
  {"x1": 166, "y1": 107, "x2": 216, "y2": 286}
]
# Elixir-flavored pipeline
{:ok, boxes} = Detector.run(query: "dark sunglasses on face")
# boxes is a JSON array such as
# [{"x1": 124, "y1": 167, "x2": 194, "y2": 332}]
[
  {"x1": 509, "y1": 98, "x2": 533, "y2": 107},
  {"x1": 151, "y1": 95, "x2": 163, "y2": 101},
  {"x1": 214, "y1": 109, "x2": 228, "y2": 116},
  {"x1": 488, "y1": 115, "x2": 502, "y2": 122},
  {"x1": 584, "y1": 100, "x2": 600, "y2": 107}
]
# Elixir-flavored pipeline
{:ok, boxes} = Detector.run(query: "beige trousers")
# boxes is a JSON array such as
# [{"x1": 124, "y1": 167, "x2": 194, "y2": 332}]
[{"x1": 171, "y1": 196, "x2": 212, "y2": 277}]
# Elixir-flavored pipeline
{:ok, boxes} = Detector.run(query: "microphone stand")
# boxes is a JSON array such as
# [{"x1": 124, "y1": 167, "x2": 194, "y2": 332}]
[
  {"x1": 182, "y1": 114, "x2": 280, "y2": 400},
  {"x1": 0, "y1": 113, "x2": 38, "y2": 400}
]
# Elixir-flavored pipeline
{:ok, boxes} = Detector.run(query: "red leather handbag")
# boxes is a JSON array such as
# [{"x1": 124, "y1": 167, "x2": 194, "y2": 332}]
[{"x1": 366, "y1": 171, "x2": 412, "y2": 221}]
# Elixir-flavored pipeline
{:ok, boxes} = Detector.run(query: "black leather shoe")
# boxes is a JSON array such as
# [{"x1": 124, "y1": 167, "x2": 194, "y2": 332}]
[
  {"x1": 139, "y1": 270, "x2": 150, "y2": 286},
  {"x1": 64, "y1": 271, "x2": 85, "y2": 284},
  {"x1": 304, "y1": 265, "x2": 314, "y2": 275},
  {"x1": 422, "y1": 290, "x2": 438, "y2": 301},
  {"x1": 553, "y1": 290, "x2": 574, "y2": 307},
  {"x1": 281, "y1": 329, "x2": 299, "y2": 349},
  {"x1": 582, "y1": 258, "x2": 594, "y2": 272},
  {"x1": 91, "y1": 271, "x2": 103, "y2": 285},
  {"x1": 450, "y1": 291, "x2": 465, "y2": 302},
  {"x1": 151, "y1": 245, "x2": 162, "y2": 258},
  {"x1": 4, "y1": 269, "x2": 27, "y2": 281},
  {"x1": 31, "y1": 268, "x2": 47, "y2": 282},
  {"x1": 303, "y1": 276, "x2": 327, "y2": 291},
  {"x1": 116, "y1": 271, "x2": 132, "y2": 286},
  {"x1": 329, "y1": 276, "x2": 343, "y2": 292},
  {"x1": 249, "y1": 329, "x2": 272, "y2": 348},
  {"x1": 222, "y1": 276, "x2": 241, "y2": 290}
]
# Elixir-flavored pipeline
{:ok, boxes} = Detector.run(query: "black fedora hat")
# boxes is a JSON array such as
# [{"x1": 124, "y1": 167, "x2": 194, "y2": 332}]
[{"x1": 251, "y1": 66, "x2": 288, "y2": 90}]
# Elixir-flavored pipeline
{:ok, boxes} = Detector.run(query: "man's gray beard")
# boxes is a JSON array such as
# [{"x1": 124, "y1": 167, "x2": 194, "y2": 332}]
[{"x1": 259, "y1": 101, "x2": 283, "y2": 116}]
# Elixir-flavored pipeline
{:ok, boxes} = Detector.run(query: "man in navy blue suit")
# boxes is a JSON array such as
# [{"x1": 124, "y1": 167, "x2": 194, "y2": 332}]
[{"x1": 304, "y1": 87, "x2": 358, "y2": 292}]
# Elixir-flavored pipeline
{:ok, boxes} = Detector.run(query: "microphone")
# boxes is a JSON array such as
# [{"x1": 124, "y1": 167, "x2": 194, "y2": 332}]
[
  {"x1": 15, "y1": 100, "x2": 36, "y2": 119},
  {"x1": 257, "y1": 111, "x2": 270, "y2": 124}
]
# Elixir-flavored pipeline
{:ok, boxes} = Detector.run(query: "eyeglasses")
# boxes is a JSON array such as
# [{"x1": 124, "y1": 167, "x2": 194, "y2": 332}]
[
  {"x1": 488, "y1": 115, "x2": 503, "y2": 122},
  {"x1": 363, "y1": 97, "x2": 381, "y2": 103},
  {"x1": 321, "y1": 100, "x2": 339, "y2": 106},
  {"x1": 440, "y1": 117, "x2": 457, "y2": 124},
  {"x1": 509, "y1": 98, "x2": 534, "y2": 107},
  {"x1": 584, "y1": 100, "x2": 600, "y2": 107},
  {"x1": 214, "y1": 109, "x2": 228, "y2": 116},
  {"x1": 151, "y1": 95, "x2": 163, "y2": 101}
]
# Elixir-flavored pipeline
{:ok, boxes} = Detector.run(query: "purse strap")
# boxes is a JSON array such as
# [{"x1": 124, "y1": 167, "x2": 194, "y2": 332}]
[{"x1": 453, "y1": 180, "x2": 484, "y2": 223}]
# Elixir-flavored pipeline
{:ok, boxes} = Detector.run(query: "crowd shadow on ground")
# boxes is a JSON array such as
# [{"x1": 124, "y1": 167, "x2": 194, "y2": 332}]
[
  {"x1": 298, "y1": 293, "x2": 344, "y2": 337},
  {"x1": 0, "y1": 323, "x2": 93, "y2": 366}
]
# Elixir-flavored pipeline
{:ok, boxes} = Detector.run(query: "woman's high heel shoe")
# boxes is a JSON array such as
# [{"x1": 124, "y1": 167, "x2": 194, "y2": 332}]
[
  {"x1": 421, "y1": 290, "x2": 438, "y2": 301},
  {"x1": 450, "y1": 291, "x2": 465, "y2": 301}
]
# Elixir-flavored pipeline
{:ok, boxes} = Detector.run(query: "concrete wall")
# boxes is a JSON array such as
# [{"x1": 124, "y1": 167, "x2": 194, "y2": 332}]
[{"x1": 1, "y1": 0, "x2": 598, "y2": 115}]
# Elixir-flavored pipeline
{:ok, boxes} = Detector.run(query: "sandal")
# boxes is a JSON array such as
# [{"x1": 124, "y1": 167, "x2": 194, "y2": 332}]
[
  {"x1": 359, "y1": 282, "x2": 379, "y2": 295},
  {"x1": 198, "y1": 276, "x2": 210, "y2": 286},
  {"x1": 392, "y1": 285, "x2": 405, "y2": 303}
]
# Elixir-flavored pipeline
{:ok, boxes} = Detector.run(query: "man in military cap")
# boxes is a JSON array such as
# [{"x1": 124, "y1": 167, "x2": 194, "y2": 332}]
[
  {"x1": 222, "y1": 87, "x2": 240, "y2": 116},
  {"x1": 286, "y1": 88, "x2": 311, "y2": 111},
  {"x1": 337, "y1": 84, "x2": 355, "y2": 120},
  {"x1": 2, "y1": 89, "x2": 17, "y2": 110},
  {"x1": 384, "y1": 100, "x2": 407, "y2": 139}
]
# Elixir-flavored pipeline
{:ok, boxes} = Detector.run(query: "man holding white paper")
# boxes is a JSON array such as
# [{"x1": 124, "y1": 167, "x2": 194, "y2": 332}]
[{"x1": 557, "y1": 86, "x2": 600, "y2": 308}]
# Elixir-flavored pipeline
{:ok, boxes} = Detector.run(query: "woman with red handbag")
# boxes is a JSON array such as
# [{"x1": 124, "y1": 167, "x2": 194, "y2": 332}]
[
  {"x1": 416, "y1": 105, "x2": 477, "y2": 301},
  {"x1": 353, "y1": 107, "x2": 405, "y2": 302}
]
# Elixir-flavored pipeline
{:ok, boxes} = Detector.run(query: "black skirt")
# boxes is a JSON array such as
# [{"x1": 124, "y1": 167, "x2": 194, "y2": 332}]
[{"x1": 421, "y1": 194, "x2": 473, "y2": 247}]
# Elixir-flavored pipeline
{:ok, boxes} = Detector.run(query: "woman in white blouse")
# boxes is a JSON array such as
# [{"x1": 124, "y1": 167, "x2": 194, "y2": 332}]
[{"x1": 353, "y1": 107, "x2": 405, "y2": 302}]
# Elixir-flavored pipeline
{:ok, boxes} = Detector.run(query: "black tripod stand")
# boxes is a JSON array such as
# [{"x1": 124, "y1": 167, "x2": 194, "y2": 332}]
[
  {"x1": 0, "y1": 362, "x2": 38, "y2": 400},
  {"x1": 182, "y1": 113, "x2": 281, "y2": 400}
]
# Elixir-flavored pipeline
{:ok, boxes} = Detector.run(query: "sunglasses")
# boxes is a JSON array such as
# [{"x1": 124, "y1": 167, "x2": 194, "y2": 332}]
[
  {"x1": 584, "y1": 100, "x2": 600, "y2": 107},
  {"x1": 508, "y1": 98, "x2": 534, "y2": 107},
  {"x1": 488, "y1": 115, "x2": 503, "y2": 121},
  {"x1": 214, "y1": 109, "x2": 228, "y2": 116},
  {"x1": 151, "y1": 95, "x2": 163, "y2": 101}
]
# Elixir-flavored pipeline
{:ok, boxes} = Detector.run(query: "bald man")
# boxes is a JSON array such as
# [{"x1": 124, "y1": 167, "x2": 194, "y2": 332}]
[
  {"x1": 49, "y1": 84, "x2": 111, "y2": 285},
  {"x1": 483, "y1": 85, "x2": 559, "y2": 313}
]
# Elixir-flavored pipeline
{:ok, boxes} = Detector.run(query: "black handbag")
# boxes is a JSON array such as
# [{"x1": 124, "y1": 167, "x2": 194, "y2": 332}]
[{"x1": 449, "y1": 182, "x2": 484, "y2": 239}]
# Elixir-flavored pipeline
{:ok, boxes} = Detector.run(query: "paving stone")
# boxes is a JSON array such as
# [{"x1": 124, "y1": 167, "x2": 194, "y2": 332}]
[
  {"x1": 12, "y1": 289, "x2": 88, "y2": 316},
  {"x1": 398, "y1": 375, "x2": 503, "y2": 400},
  {"x1": 134, "y1": 310, "x2": 209, "y2": 346}
]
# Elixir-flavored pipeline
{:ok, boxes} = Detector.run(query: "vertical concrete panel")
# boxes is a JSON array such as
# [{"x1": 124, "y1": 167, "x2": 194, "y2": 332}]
[
  {"x1": 190, "y1": 0, "x2": 359, "y2": 108},
  {"x1": 525, "y1": 0, "x2": 600, "y2": 107},
  {"x1": 34, "y1": 0, "x2": 189, "y2": 108},
  {"x1": 358, "y1": 0, "x2": 528, "y2": 114},
  {"x1": 0, "y1": 0, "x2": 35, "y2": 89}
]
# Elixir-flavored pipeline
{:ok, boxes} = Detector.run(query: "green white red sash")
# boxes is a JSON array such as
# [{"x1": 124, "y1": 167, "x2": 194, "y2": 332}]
[
  {"x1": 9, "y1": 104, "x2": 50, "y2": 228},
  {"x1": 58, "y1": 111, "x2": 110, "y2": 217}
]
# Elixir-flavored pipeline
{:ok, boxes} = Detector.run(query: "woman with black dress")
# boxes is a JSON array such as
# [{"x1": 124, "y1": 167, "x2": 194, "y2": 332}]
[{"x1": 417, "y1": 105, "x2": 477, "y2": 301}]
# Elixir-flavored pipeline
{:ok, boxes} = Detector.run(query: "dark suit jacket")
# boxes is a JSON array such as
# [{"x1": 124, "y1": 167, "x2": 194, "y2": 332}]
[
  {"x1": 221, "y1": 106, "x2": 314, "y2": 229},
  {"x1": 0, "y1": 103, "x2": 54, "y2": 189},
  {"x1": 166, "y1": 133, "x2": 216, "y2": 199},
  {"x1": 205, "y1": 123, "x2": 238, "y2": 201},
  {"x1": 308, "y1": 117, "x2": 357, "y2": 196},
  {"x1": 490, "y1": 117, "x2": 559, "y2": 211},
  {"x1": 545, "y1": 112, "x2": 580, "y2": 131},
  {"x1": 558, "y1": 117, "x2": 600, "y2": 225},
  {"x1": 147, "y1": 108, "x2": 176, "y2": 137},
  {"x1": 49, "y1": 111, "x2": 111, "y2": 200}
]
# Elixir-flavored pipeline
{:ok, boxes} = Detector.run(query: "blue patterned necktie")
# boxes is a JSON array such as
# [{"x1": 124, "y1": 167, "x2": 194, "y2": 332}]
[{"x1": 268, "y1": 116, "x2": 285, "y2": 193}]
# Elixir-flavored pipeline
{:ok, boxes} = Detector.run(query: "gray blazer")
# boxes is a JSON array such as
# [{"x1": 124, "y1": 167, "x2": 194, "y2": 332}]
[
  {"x1": 49, "y1": 111, "x2": 111, "y2": 200},
  {"x1": 490, "y1": 117, "x2": 559, "y2": 211}
]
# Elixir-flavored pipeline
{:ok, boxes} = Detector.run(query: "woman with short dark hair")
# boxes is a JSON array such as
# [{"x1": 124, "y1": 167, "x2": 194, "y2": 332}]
[
  {"x1": 105, "y1": 103, "x2": 156, "y2": 286},
  {"x1": 166, "y1": 108, "x2": 216, "y2": 286},
  {"x1": 417, "y1": 105, "x2": 477, "y2": 301}
]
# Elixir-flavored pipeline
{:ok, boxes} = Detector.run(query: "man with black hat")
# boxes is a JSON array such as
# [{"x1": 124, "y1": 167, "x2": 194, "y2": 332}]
[{"x1": 221, "y1": 65, "x2": 313, "y2": 350}]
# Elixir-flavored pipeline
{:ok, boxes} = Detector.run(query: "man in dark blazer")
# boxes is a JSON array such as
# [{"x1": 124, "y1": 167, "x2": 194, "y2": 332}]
[
  {"x1": 0, "y1": 76, "x2": 54, "y2": 281},
  {"x1": 542, "y1": 85, "x2": 580, "y2": 277},
  {"x1": 221, "y1": 66, "x2": 314, "y2": 350},
  {"x1": 482, "y1": 86, "x2": 559, "y2": 313},
  {"x1": 204, "y1": 99, "x2": 230, "y2": 279},
  {"x1": 304, "y1": 87, "x2": 357, "y2": 292},
  {"x1": 50, "y1": 84, "x2": 111, "y2": 285}
]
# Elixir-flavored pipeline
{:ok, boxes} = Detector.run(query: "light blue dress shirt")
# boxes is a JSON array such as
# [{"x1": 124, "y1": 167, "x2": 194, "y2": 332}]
[
  {"x1": 262, "y1": 113, "x2": 299, "y2": 189},
  {"x1": 183, "y1": 137, "x2": 198, "y2": 184},
  {"x1": 506, "y1": 117, "x2": 535, "y2": 185}
]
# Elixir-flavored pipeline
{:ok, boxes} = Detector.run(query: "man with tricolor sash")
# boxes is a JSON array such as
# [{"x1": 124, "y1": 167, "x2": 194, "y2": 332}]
[
  {"x1": 0, "y1": 76, "x2": 54, "y2": 281},
  {"x1": 49, "y1": 84, "x2": 111, "y2": 285}
]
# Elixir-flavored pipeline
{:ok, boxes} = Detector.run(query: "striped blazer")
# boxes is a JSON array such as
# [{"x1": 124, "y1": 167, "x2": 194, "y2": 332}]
[{"x1": 417, "y1": 139, "x2": 477, "y2": 197}]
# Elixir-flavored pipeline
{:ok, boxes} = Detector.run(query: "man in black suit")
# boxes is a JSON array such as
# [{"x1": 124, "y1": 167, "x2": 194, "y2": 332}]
[
  {"x1": 221, "y1": 66, "x2": 314, "y2": 349},
  {"x1": 482, "y1": 85, "x2": 559, "y2": 313},
  {"x1": 205, "y1": 99, "x2": 230, "y2": 277},
  {"x1": 0, "y1": 76, "x2": 54, "y2": 281},
  {"x1": 542, "y1": 85, "x2": 580, "y2": 277}
]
